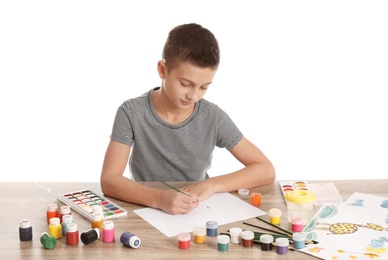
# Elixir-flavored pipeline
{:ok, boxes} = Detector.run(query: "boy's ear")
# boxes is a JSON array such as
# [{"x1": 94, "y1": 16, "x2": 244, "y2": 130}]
[{"x1": 157, "y1": 60, "x2": 167, "y2": 79}]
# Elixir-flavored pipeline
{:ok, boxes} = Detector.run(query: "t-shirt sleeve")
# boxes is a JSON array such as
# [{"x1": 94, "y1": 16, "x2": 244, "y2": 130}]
[
  {"x1": 110, "y1": 102, "x2": 134, "y2": 147},
  {"x1": 215, "y1": 108, "x2": 243, "y2": 150}
]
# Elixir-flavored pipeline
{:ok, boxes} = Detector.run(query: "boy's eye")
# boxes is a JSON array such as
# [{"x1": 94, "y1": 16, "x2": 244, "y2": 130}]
[{"x1": 180, "y1": 81, "x2": 191, "y2": 87}]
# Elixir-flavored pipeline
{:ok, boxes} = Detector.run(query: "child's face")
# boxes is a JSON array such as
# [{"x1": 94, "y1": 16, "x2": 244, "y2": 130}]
[{"x1": 159, "y1": 61, "x2": 217, "y2": 109}]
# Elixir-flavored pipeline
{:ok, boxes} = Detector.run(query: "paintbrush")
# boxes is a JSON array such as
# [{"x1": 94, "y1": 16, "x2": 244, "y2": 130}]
[
  {"x1": 152, "y1": 176, "x2": 199, "y2": 202},
  {"x1": 243, "y1": 222, "x2": 291, "y2": 237}
]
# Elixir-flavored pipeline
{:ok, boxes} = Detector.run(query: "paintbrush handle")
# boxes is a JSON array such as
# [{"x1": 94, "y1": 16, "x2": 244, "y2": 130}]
[
  {"x1": 152, "y1": 176, "x2": 194, "y2": 198},
  {"x1": 243, "y1": 222, "x2": 291, "y2": 237},
  {"x1": 256, "y1": 217, "x2": 293, "y2": 235}
]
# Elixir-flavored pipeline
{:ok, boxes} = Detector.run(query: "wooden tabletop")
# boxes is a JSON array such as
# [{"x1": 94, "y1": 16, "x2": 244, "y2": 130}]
[{"x1": 1, "y1": 179, "x2": 387, "y2": 259}]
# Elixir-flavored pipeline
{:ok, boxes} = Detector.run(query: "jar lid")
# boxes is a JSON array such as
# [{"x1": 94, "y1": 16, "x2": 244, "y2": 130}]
[
  {"x1": 217, "y1": 234, "x2": 230, "y2": 244},
  {"x1": 240, "y1": 230, "x2": 254, "y2": 240},
  {"x1": 275, "y1": 237, "x2": 289, "y2": 247},
  {"x1": 229, "y1": 227, "x2": 242, "y2": 236},
  {"x1": 260, "y1": 234, "x2": 274, "y2": 243},
  {"x1": 285, "y1": 190, "x2": 316, "y2": 203}
]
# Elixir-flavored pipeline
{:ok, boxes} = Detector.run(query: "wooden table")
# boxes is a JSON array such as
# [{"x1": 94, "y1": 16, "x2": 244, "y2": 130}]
[{"x1": 1, "y1": 180, "x2": 387, "y2": 259}]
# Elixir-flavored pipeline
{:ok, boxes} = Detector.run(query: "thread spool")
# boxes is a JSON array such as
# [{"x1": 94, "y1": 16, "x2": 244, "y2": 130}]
[
  {"x1": 102, "y1": 220, "x2": 115, "y2": 243},
  {"x1": 250, "y1": 192, "x2": 262, "y2": 206},
  {"x1": 260, "y1": 234, "x2": 274, "y2": 251},
  {"x1": 193, "y1": 228, "x2": 206, "y2": 244},
  {"x1": 206, "y1": 220, "x2": 218, "y2": 237},
  {"x1": 291, "y1": 216, "x2": 303, "y2": 232},
  {"x1": 275, "y1": 237, "x2": 289, "y2": 255},
  {"x1": 229, "y1": 227, "x2": 242, "y2": 244},
  {"x1": 217, "y1": 235, "x2": 230, "y2": 252},
  {"x1": 269, "y1": 208, "x2": 282, "y2": 225},
  {"x1": 292, "y1": 232, "x2": 306, "y2": 249},
  {"x1": 240, "y1": 230, "x2": 254, "y2": 247},
  {"x1": 66, "y1": 223, "x2": 79, "y2": 245},
  {"x1": 178, "y1": 232, "x2": 191, "y2": 249},
  {"x1": 19, "y1": 219, "x2": 33, "y2": 241},
  {"x1": 61, "y1": 214, "x2": 74, "y2": 236},
  {"x1": 40, "y1": 232, "x2": 57, "y2": 250},
  {"x1": 81, "y1": 228, "x2": 100, "y2": 245},
  {"x1": 46, "y1": 203, "x2": 59, "y2": 224},
  {"x1": 48, "y1": 217, "x2": 62, "y2": 239},
  {"x1": 120, "y1": 231, "x2": 141, "y2": 248}
]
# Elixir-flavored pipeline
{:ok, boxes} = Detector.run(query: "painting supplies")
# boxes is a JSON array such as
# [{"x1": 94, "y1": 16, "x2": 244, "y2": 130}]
[
  {"x1": 284, "y1": 190, "x2": 316, "y2": 224},
  {"x1": 40, "y1": 232, "x2": 57, "y2": 250},
  {"x1": 240, "y1": 230, "x2": 254, "y2": 247},
  {"x1": 91, "y1": 212, "x2": 104, "y2": 233},
  {"x1": 193, "y1": 228, "x2": 206, "y2": 244},
  {"x1": 250, "y1": 192, "x2": 262, "y2": 206},
  {"x1": 48, "y1": 217, "x2": 62, "y2": 239},
  {"x1": 206, "y1": 220, "x2": 218, "y2": 236},
  {"x1": 256, "y1": 217, "x2": 293, "y2": 236},
  {"x1": 81, "y1": 228, "x2": 100, "y2": 245},
  {"x1": 102, "y1": 220, "x2": 115, "y2": 243},
  {"x1": 19, "y1": 219, "x2": 33, "y2": 241},
  {"x1": 291, "y1": 216, "x2": 303, "y2": 232},
  {"x1": 152, "y1": 176, "x2": 199, "y2": 202},
  {"x1": 268, "y1": 208, "x2": 282, "y2": 225},
  {"x1": 275, "y1": 237, "x2": 289, "y2": 254},
  {"x1": 217, "y1": 235, "x2": 230, "y2": 252},
  {"x1": 229, "y1": 227, "x2": 242, "y2": 244},
  {"x1": 260, "y1": 234, "x2": 274, "y2": 251},
  {"x1": 292, "y1": 232, "x2": 306, "y2": 249},
  {"x1": 243, "y1": 222, "x2": 290, "y2": 237},
  {"x1": 65, "y1": 223, "x2": 79, "y2": 245},
  {"x1": 46, "y1": 203, "x2": 59, "y2": 224},
  {"x1": 61, "y1": 214, "x2": 75, "y2": 236},
  {"x1": 178, "y1": 232, "x2": 191, "y2": 249},
  {"x1": 120, "y1": 231, "x2": 141, "y2": 248}
]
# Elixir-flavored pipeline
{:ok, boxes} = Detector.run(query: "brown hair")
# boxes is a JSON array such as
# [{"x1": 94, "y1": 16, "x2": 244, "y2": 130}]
[{"x1": 162, "y1": 23, "x2": 220, "y2": 71}]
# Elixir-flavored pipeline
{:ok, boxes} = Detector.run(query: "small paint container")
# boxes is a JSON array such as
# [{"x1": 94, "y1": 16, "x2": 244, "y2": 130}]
[
  {"x1": 91, "y1": 212, "x2": 104, "y2": 233},
  {"x1": 269, "y1": 208, "x2": 281, "y2": 225},
  {"x1": 240, "y1": 230, "x2": 254, "y2": 247},
  {"x1": 66, "y1": 223, "x2": 79, "y2": 245},
  {"x1": 102, "y1": 220, "x2": 115, "y2": 243},
  {"x1": 250, "y1": 192, "x2": 262, "y2": 206},
  {"x1": 260, "y1": 234, "x2": 274, "y2": 251},
  {"x1": 291, "y1": 216, "x2": 304, "y2": 232},
  {"x1": 206, "y1": 220, "x2": 218, "y2": 237},
  {"x1": 229, "y1": 227, "x2": 242, "y2": 244},
  {"x1": 40, "y1": 232, "x2": 57, "y2": 250},
  {"x1": 120, "y1": 231, "x2": 141, "y2": 248},
  {"x1": 275, "y1": 237, "x2": 289, "y2": 255},
  {"x1": 59, "y1": 205, "x2": 72, "y2": 224},
  {"x1": 292, "y1": 232, "x2": 306, "y2": 249},
  {"x1": 193, "y1": 228, "x2": 206, "y2": 244},
  {"x1": 81, "y1": 228, "x2": 100, "y2": 245},
  {"x1": 217, "y1": 235, "x2": 230, "y2": 252},
  {"x1": 91, "y1": 205, "x2": 103, "y2": 214},
  {"x1": 46, "y1": 203, "x2": 59, "y2": 224},
  {"x1": 238, "y1": 188, "x2": 249, "y2": 196},
  {"x1": 178, "y1": 232, "x2": 191, "y2": 249},
  {"x1": 19, "y1": 219, "x2": 33, "y2": 241},
  {"x1": 48, "y1": 217, "x2": 62, "y2": 239},
  {"x1": 61, "y1": 214, "x2": 74, "y2": 236}
]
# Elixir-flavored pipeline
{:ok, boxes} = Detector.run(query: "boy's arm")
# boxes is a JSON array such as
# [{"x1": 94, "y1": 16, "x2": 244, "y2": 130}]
[{"x1": 100, "y1": 140, "x2": 198, "y2": 214}]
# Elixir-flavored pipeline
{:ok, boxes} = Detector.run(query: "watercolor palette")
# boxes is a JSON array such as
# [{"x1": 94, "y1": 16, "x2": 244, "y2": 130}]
[
  {"x1": 57, "y1": 189, "x2": 127, "y2": 221},
  {"x1": 279, "y1": 181, "x2": 311, "y2": 197}
]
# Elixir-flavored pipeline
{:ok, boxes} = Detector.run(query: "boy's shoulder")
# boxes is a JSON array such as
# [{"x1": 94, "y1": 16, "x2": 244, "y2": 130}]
[{"x1": 120, "y1": 89, "x2": 152, "y2": 108}]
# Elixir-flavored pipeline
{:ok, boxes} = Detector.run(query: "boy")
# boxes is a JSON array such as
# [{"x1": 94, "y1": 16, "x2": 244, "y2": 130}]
[{"x1": 100, "y1": 23, "x2": 275, "y2": 215}]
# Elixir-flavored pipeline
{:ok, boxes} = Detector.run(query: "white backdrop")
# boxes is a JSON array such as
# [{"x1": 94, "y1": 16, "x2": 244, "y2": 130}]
[{"x1": 1, "y1": 1, "x2": 387, "y2": 182}]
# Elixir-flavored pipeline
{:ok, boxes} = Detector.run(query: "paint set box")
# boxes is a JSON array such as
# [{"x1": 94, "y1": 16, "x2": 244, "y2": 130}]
[
  {"x1": 57, "y1": 189, "x2": 127, "y2": 221},
  {"x1": 279, "y1": 181, "x2": 311, "y2": 197}
]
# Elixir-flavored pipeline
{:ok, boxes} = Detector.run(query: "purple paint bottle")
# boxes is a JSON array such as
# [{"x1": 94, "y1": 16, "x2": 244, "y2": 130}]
[{"x1": 19, "y1": 219, "x2": 33, "y2": 241}]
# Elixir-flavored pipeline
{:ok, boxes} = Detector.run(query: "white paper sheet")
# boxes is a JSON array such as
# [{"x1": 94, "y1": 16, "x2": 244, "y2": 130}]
[{"x1": 133, "y1": 192, "x2": 267, "y2": 237}]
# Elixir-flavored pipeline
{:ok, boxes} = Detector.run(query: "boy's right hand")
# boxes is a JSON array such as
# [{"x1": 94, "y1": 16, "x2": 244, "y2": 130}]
[{"x1": 157, "y1": 189, "x2": 199, "y2": 215}]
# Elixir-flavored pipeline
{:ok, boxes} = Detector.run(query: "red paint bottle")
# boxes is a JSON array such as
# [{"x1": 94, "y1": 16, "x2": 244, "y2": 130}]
[{"x1": 66, "y1": 223, "x2": 79, "y2": 245}]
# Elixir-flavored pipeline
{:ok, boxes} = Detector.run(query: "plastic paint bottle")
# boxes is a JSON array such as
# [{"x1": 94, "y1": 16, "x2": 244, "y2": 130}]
[
  {"x1": 292, "y1": 232, "x2": 306, "y2": 249},
  {"x1": 40, "y1": 232, "x2": 57, "y2": 250},
  {"x1": 240, "y1": 230, "x2": 254, "y2": 247},
  {"x1": 193, "y1": 228, "x2": 206, "y2": 244},
  {"x1": 178, "y1": 232, "x2": 191, "y2": 249},
  {"x1": 206, "y1": 220, "x2": 218, "y2": 237},
  {"x1": 250, "y1": 192, "x2": 262, "y2": 206},
  {"x1": 120, "y1": 231, "x2": 141, "y2": 248},
  {"x1": 46, "y1": 203, "x2": 59, "y2": 224},
  {"x1": 291, "y1": 216, "x2": 304, "y2": 232},
  {"x1": 91, "y1": 212, "x2": 104, "y2": 233},
  {"x1": 59, "y1": 205, "x2": 72, "y2": 224},
  {"x1": 81, "y1": 228, "x2": 100, "y2": 245},
  {"x1": 48, "y1": 217, "x2": 62, "y2": 239},
  {"x1": 275, "y1": 237, "x2": 289, "y2": 255},
  {"x1": 217, "y1": 235, "x2": 230, "y2": 252},
  {"x1": 260, "y1": 234, "x2": 274, "y2": 251},
  {"x1": 19, "y1": 219, "x2": 33, "y2": 241},
  {"x1": 102, "y1": 220, "x2": 115, "y2": 243},
  {"x1": 91, "y1": 205, "x2": 103, "y2": 214},
  {"x1": 66, "y1": 223, "x2": 79, "y2": 245},
  {"x1": 61, "y1": 214, "x2": 75, "y2": 236},
  {"x1": 269, "y1": 208, "x2": 282, "y2": 225},
  {"x1": 229, "y1": 227, "x2": 242, "y2": 244}
]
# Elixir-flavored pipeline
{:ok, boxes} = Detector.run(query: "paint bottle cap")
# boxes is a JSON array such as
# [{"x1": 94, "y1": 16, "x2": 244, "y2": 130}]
[
  {"x1": 229, "y1": 227, "x2": 242, "y2": 236},
  {"x1": 292, "y1": 232, "x2": 306, "y2": 241},
  {"x1": 92, "y1": 212, "x2": 103, "y2": 221},
  {"x1": 49, "y1": 217, "x2": 60, "y2": 225},
  {"x1": 291, "y1": 216, "x2": 303, "y2": 225},
  {"x1": 103, "y1": 220, "x2": 114, "y2": 229},
  {"x1": 285, "y1": 190, "x2": 316, "y2": 204},
  {"x1": 238, "y1": 188, "x2": 250, "y2": 196},
  {"x1": 269, "y1": 208, "x2": 281, "y2": 217},
  {"x1": 47, "y1": 203, "x2": 58, "y2": 212},
  {"x1": 62, "y1": 214, "x2": 74, "y2": 224},
  {"x1": 91, "y1": 205, "x2": 103, "y2": 214},
  {"x1": 206, "y1": 220, "x2": 218, "y2": 229},
  {"x1": 178, "y1": 232, "x2": 191, "y2": 242},
  {"x1": 20, "y1": 219, "x2": 31, "y2": 229},
  {"x1": 275, "y1": 237, "x2": 289, "y2": 247},
  {"x1": 193, "y1": 228, "x2": 206, "y2": 236},
  {"x1": 260, "y1": 234, "x2": 274, "y2": 243},
  {"x1": 60, "y1": 205, "x2": 71, "y2": 214},
  {"x1": 240, "y1": 230, "x2": 254, "y2": 240},
  {"x1": 66, "y1": 223, "x2": 78, "y2": 233},
  {"x1": 217, "y1": 234, "x2": 230, "y2": 244}
]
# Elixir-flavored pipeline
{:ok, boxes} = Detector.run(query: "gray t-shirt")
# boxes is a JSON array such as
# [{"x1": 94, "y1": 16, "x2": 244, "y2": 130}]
[{"x1": 110, "y1": 87, "x2": 243, "y2": 182}]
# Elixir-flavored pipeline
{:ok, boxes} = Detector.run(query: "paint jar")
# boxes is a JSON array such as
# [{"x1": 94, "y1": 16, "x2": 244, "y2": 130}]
[
  {"x1": 193, "y1": 228, "x2": 206, "y2": 244},
  {"x1": 238, "y1": 188, "x2": 249, "y2": 196},
  {"x1": 217, "y1": 235, "x2": 230, "y2": 252},
  {"x1": 240, "y1": 230, "x2": 254, "y2": 247},
  {"x1": 269, "y1": 208, "x2": 282, "y2": 225},
  {"x1": 46, "y1": 203, "x2": 59, "y2": 224},
  {"x1": 81, "y1": 228, "x2": 100, "y2": 245},
  {"x1": 178, "y1": 232, "x2": 191, "y2": 249},
  {"x1": 91, "y1": 205, "x2": 103, "y2": 214},
  {"x1": 206, "y1": 220, "x2": 218, "y2": 237},
  {"x1": 61, "y1": 214, "x2": 75, "y2": 236},
  {"x1": 48, "y1": 217, "x2": 62, "y2": 239},
  {"x1": 120, "y1": 231, "x2": 141, "y2": 248},
  {"x1": 250, "y1": 192, "x2": 262, "y2": 206},
  {"x1": 66, "y1": 223, "x2": 79, "y2": 245},
  {"x1": 291, "y1": 216, "x2": 304, "y2": 232},
  {"x1": 292, "y1": 232, "x2": 306, "y2": 249},
  {"x1": 229, "y1": 227, "x2": 242, "y2": 244},
  {"x1": 275, "y1": 237, "x2": 289, "y2": 255},
  {"x1": 19, "y1": 219, "x2": 33, "y2": 241},
  {"x1": 284, "y1": 190, "x2": 316, "y2": 225},
  {"x1": 40, "y1": 232, "x2": 57, "y2": 250},
  {"x1": 102, "y1": 220, "x2": 115, "y2": 243},
  {"x1": 91, "y1": 212, "x2": 104, "y2": 233},
  {"x1": 260, "y1": 234, "x2": 274, "y2": 251},
  {"x1": 59, "y1": 205, "x2": 72, "y2": 224}
]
